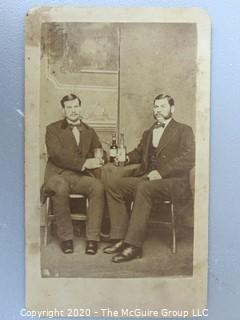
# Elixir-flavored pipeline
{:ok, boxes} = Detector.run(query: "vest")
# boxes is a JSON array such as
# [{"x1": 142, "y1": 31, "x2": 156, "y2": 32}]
[{"x1": 148, "y1": 142, "x2": 158, "y2": 171}]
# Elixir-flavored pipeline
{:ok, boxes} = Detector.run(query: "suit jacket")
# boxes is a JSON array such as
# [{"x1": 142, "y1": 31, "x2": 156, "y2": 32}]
[
  {"x1": 44, "y1": 118, "x2": 102, "y2": 183},
  {"x1": 128, "y1": 119, "x2": 195, "y2": 202}
]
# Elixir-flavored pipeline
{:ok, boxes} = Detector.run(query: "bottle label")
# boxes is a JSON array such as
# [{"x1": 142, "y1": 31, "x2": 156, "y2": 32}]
[
  {"x1": 117, "y1": 148, "x2": 126, "y2": 162},
  {"x1": 110, "y1": 148, "x2": 117, "y2": 157}
]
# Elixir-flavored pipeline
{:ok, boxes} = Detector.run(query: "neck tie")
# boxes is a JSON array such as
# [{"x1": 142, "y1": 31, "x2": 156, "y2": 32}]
[
  {"x1": 69, "y1": 123, "x2": 82, "y2": 132},
  {"x1": 154, "y1": 122, "x2": 165, "y2": 129},
  {"x1": 69, "y1": 124, "x2": 81, "y2": 145},
  {"x1": 152, "y1": 122, "x2": 165, "y2": 147}
]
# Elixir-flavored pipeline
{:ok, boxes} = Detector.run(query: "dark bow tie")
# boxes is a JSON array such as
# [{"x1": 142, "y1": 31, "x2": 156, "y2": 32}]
[
  {"x1": 154, "y1": 122, "x2": 165, "y2": 129},
  {"x1": 69, "y1": 123, "x2": 82, "y2": 131}
]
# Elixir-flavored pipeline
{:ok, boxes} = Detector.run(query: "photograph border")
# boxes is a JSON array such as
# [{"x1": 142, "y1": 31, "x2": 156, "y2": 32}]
[{"x1": 25, "y1": 7, "x2": 210, "y2": 315}]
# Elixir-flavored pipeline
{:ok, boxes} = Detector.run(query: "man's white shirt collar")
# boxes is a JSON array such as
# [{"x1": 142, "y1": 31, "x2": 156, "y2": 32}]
[
  {"x1": 152, "y1": 117, "x2": 172, "y2": 147},
  {"x1": 66, "y1": 119, "x2": 81, "y2": 125},
  {"x1": 154, "y1": 117, "x2": 172, "y2": 130},
  {"x1": 66, "y1": 119, "x2": 81, "y2": 145}
]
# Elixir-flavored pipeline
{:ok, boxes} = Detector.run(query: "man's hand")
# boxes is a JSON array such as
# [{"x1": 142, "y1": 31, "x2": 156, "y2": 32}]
[
  {"x1": 147, "y1": 170, "x2": 162, "y2": 181},
  {"x1": 113, "y1": 155, "x2": 130, "y2": 167},
  {"x1": 82, "y1": 158, "x2": 103, "y2": 170}
]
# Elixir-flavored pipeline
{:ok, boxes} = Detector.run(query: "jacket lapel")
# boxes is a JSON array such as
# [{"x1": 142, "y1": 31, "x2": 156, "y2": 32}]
[
  {"x1": 79, "y1": 121, "x2": 91, "y2": 157},
  {"x1": 59, "y1": 119, "x2": 79, "y2": 151},
  {"x1": 142, "y1": 126, "x2": 154, "y2": 167},
  {"x1": 156, "y1": 119, "x2": 178, "y2": 156},
  {"x1": 59, "y1": 119, "x2": 92, "y2": 153}
]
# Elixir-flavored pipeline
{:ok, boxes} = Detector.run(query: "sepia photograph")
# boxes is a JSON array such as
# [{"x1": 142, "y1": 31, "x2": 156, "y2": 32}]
[
  {"x1": 40, "y1": 21, "x2": 196, "y2": 278},
  {"x1": 25, "y1": 7, "x2": 210, "y2": 315}
]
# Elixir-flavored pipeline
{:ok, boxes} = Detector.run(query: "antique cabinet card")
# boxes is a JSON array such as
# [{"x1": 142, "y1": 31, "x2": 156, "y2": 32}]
[{"x1": 25, "y1": 7, "x2": 210, "y2": 317}]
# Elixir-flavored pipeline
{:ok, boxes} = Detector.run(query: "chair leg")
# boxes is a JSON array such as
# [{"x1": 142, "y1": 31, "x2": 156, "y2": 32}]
[
  {"x1": 44, "y1": 196, "x2": 89, "y2": 244},
  {"x1": 74, "y1": 197, "x2": 88, "y2": 237},
  {"x1": 44, "y1": 197, "x2": 51, "y2": 246},
  {"x1": 170, "y1": 203, "x2": 176, "y2": 254}
]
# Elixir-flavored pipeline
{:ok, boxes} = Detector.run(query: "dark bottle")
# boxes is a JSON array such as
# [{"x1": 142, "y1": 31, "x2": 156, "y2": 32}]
[{"x1": 109, "y1": 133, "x2": 118, "y2": 163}]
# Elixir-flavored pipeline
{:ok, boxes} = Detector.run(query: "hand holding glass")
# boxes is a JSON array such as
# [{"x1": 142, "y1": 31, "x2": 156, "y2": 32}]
[{"x1": 94, "y1": 148, "x2": 104, "y2": 165}]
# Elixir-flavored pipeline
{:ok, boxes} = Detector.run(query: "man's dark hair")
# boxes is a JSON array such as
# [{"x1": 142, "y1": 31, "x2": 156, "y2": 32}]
[
  {"x1": 60, "y1": 94, "x2": 81, "y2": 108},
  {"x1": 154, "y1": 94, "x2": 175, "y2": 107}
]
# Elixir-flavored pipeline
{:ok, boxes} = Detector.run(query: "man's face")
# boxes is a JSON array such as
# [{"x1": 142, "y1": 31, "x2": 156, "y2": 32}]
[
  {"x1": 63, "y1": 98, "x2": 82, "y2": 122},
  {"x1": 153, "y1": 98, "x2": 174, "y2": 123}
]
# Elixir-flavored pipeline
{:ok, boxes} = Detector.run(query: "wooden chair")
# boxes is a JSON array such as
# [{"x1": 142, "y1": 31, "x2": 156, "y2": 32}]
[
  {"x1": 150, "y1": 199, "x2": 176, "y2": 254},
  {"x1": 44, "y1": 194, "x2": 88, "y2": 246},
  {"x1": 130, "y1": 199, "x2": 176, "y2": 254},
  {"x1": 150, "y1": 168, "x2": 195, "y2": 254}
]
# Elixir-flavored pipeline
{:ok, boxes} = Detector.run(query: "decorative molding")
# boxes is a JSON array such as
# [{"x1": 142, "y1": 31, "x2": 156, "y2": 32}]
[
  {"x1": 46, "y1": 70, "x2": 118, "y2": 91},
  {"x1": 86, "y1": 121, "x2": 116, "y2": 132}
]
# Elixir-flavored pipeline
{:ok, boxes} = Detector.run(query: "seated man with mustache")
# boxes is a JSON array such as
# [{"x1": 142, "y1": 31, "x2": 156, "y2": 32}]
[
  {"x1": 43, "y1": 94, "x2": 105, "y2": 255},
  {"x1": 103, "y1": 94, "x2": 195, "y2": 262}
]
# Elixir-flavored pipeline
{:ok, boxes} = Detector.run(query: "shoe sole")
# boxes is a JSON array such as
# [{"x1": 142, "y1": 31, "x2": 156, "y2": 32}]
[
  {"x1": 112, "y1": 254, "x2": 142, "y2": 263},
  {"x1": 62, "y1": 249, "x2": 73, "y2": 254},
  {"x1": 103, "y1": 249, "x2": 122, "y2": 254},
  {"x1": 85, "y1": 251, "x2": 97, "y2": 255},
  {"x1": 103, "y1": 244, "x2": 124, "y2": 254}
]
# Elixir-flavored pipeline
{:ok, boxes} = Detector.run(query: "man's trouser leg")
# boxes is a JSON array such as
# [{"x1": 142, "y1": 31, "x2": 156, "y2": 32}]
[
  {"x1": 46, "y1": 172, "x2": 105, "y2": 242},
  {"x1": 125, "y1": 179, "x2": 171, "y2": 247},
  {"x1": 46, "y1": 174, "x2": 72, "y2": 241},
  {"x1": 106, "y1": 177, "x2": 143, "y2": 240}
]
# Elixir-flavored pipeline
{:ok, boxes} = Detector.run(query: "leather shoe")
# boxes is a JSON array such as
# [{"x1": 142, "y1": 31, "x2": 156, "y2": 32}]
[
  {"x1": 85, "y1": 241, "x2": 98, "y2": 255},
  {"x1": 61, "y1": 240, "x2": 73, "y2": 254},
  {"x1": 103, "y1": 240, "x2": 126, "y2": 254},
  {"x1": 112, "y1": 245, "x2": 142, "y2": 263}
]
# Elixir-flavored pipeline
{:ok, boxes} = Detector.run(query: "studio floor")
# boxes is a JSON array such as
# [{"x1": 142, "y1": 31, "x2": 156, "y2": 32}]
[{"x1": 41, "y1": 224, "x2": 193, "y2": 278}]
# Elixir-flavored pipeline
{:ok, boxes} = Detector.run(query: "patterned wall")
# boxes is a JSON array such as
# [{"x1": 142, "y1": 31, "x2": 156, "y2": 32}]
[{"x1": 40, "y1": 22, "x2": 197, "y2": 183}]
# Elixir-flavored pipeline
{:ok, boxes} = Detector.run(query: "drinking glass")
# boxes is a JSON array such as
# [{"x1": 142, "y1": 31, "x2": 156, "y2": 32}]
[{"x1": 94, "y1": 148, "x2": 104, "y2": 165}]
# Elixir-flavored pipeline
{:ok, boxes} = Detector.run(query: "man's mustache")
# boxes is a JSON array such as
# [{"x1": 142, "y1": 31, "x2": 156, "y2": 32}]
[
  {"x1": 153, "y1": 113, "x2": 164, "y2": 118},
  {"x1": 153, "y1": 112, "x2": 172, "y2": 120}
]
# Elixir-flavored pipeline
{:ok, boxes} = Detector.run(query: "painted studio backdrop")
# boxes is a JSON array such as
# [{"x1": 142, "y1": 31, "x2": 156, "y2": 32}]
[{"x1": 40, "y1": 22, "x2": 196, "y2": 277}]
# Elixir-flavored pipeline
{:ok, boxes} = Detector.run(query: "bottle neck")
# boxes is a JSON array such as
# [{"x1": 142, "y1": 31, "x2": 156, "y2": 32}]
[
  {"x1": 119, "y1": 134, "x2": 125, "y2": 148},
  {"x1": 112, "y1": 139, "x2": 117, "y2": 147}
]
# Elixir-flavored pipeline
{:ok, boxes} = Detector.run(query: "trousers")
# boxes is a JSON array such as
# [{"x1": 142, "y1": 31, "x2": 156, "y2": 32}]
[
  {"x1": 45, "y1": 171, "x2": 104, "y2": 241},
  {"x1": 106, "y1": 176, "x2": 171, "y2": 247}
]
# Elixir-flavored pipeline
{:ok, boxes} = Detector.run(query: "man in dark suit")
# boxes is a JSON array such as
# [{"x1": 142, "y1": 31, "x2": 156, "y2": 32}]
[
  {"x1": 44, "y1": 93, "x2": 105, "y2": 255},
  {"x1": 103, "y1": 94, "x2": 195, "y2": 262}
]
